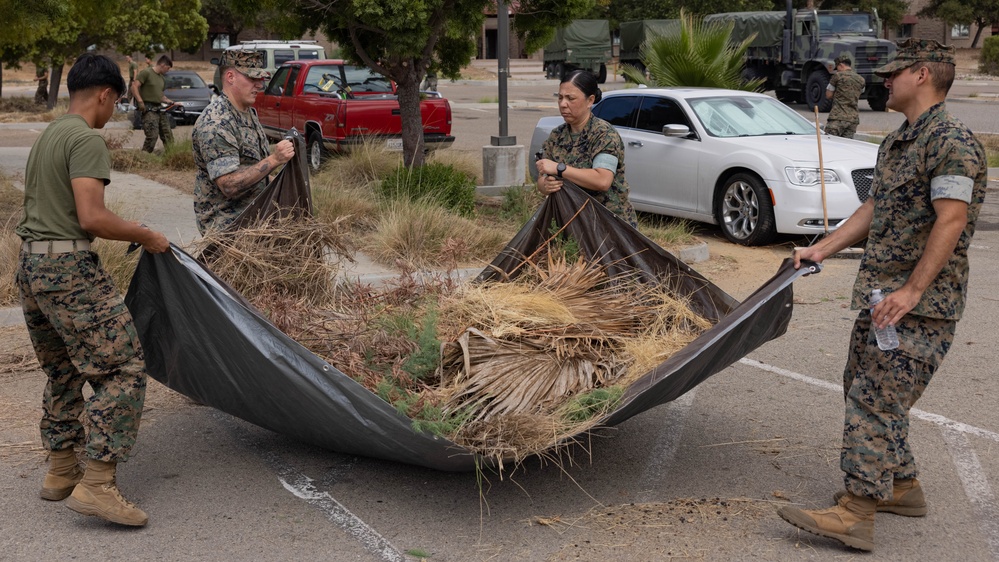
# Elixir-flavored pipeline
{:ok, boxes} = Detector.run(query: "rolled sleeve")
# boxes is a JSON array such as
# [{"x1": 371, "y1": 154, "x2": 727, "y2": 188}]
[
  {"x1": 930, "y1": 175, "x2": 973, "y2": 203},
  {"x1": 592, "y1": 153, "x2": 618, "y2": 173}
]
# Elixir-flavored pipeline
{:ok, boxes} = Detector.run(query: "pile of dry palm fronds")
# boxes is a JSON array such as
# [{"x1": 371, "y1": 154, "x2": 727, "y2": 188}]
[
  {"x1": 203, "y1": 221, "x2": 712, "y2": 467},
  {"x1": 196, "y1": 213, "x2": 352, "y2": 306}
]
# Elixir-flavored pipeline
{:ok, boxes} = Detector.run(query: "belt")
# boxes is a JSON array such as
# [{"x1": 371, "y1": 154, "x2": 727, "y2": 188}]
[{"x1": 22, "y1": 239, "x2": 92, "y2": 254}]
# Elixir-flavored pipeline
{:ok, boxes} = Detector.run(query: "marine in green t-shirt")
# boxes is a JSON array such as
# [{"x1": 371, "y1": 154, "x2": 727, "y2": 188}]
[
  {"x1": 16, "y1": 52, "x2": 169, "y2": 529},
  {"x1": 131, "y1": 55, "x2": 175, "y2": 152}
]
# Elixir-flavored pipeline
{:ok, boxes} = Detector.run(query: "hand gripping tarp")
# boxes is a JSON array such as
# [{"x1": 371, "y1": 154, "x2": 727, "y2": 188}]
[{"x1": 125, "y1": 175, "x2": 816, "y2": 472}]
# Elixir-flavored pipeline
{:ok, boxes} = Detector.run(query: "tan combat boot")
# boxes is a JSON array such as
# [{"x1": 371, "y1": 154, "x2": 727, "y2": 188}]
[
  {"x1": 40, "y1": 448, "x2": 84, "y2": 501},
  {"x1": 778, "y1": 493, "x2": 876, "y2": 551},
  {"x1": 65, "y1": 459, "x2": 148, "y2": 526},
  {"x1": 834, "y1": 478, "x2": 927, "y2": 517}
]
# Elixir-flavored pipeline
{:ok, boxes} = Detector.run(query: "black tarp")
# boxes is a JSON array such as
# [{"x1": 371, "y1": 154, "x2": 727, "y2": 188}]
[{"x1": 125, "y1": 173, "x2": 817, "y2": 472}]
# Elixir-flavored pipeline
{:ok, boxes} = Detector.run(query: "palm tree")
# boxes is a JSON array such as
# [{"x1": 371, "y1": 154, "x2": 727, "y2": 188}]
[{"x1": 621, "y1": 9, "x2": 764, "y2": 92}]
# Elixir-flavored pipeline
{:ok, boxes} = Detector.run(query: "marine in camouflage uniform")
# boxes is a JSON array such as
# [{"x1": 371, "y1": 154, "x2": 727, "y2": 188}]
[
  {"x1": 16, "y1": 53, "x2": 169, "y2": 527},
  {"x1": 825, "y1": 54, "x2": 866, "y2": 139},
  {"x1": 779, "y1": 39, "x2": 987, "y2": 551},
  {"x1": 842, "y1": 98, "x2": 986, "y2": 500},
  {"x1": 541, "y1": 115, "x2": 638, "y2": 227},
  {"x1": 192, "y1": 50, "x2": 294, "y2": 235}
]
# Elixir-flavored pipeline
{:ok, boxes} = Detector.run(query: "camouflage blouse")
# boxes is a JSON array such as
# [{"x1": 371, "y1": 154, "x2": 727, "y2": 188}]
[
  {"x1": 827, "y1": 69, "x2": 865, "y2": 124},
  {"x1": 851, "y1": 102, "x2": 987, "y2": 320},
  {"x1": 192, "y1": 93, "x2": 271, "y2": 235},
  {"x1": 541, "y1": 114, "x2": 638, "y2": 226}
]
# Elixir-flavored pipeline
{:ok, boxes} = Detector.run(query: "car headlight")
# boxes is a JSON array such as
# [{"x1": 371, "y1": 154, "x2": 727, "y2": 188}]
[{"x1": 785, "y1": 167, "x2": 841, "y2": 185}]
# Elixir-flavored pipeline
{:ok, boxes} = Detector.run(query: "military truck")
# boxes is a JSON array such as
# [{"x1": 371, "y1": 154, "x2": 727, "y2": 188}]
[
  {"x1": 542, "y1": 19, "x2": 612, "y2": 83},
  {"x1": 618, "y1": 19, "x2": 680, "y2": 79},
  {"x1": 704, "y1": 4, "x2": 896, "y2": 112}
]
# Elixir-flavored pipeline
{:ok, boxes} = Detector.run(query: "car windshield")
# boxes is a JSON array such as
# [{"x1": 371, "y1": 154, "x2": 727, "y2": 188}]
[
  {"x1": 687, "y1": 96, "x2": 815, "y2": 137},
  {"x1": 165, "y1": 73, "x2": 207, "y2": 89}
]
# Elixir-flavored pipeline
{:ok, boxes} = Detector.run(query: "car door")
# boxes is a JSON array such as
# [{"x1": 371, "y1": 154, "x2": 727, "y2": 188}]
[
  {"x1": 255, "y1": 66, "x2": 292, "y2": 134},
  {"x1": 279, "y1": 65, "x2": 302, "y2": 132},
  {"x1": 624, "y1": 95, "x2": 700, "y2": 213}
]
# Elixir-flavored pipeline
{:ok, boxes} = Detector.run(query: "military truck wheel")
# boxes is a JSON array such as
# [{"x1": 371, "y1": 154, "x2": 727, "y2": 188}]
[
  {"x1": 715, "y1": 172, "x2": 777, "y2": 246},
  {"x1": 805, "y1": 70, "x2": 832, "y2": 113},
  {"x1": 775, "y1": 89, "x2": 800, "y2": 104},
  {"x1": 545, "y1": 63, "x2": 555, "y2": 79},
  {"x1": 307, "y1": 131, "x2": 325, "y2": 172},
  {"x1": 555, "y1": 62, "x2": 565, "y2": 81},
  {"x1": 597, "y1": 64, "x2": 607, "y2": 84},
  {"x1": 868, "y1": 86, "x2": 889, "y2": 111}
]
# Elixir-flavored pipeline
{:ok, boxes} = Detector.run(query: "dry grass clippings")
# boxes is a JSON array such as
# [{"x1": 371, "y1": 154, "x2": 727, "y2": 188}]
[{"x1": 203, "y1": 217, "x2": 713, "y2": 469}]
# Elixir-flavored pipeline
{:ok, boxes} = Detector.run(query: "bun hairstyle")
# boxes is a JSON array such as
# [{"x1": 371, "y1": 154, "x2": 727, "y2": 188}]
[{"x1": 562, "y1": 69, "x2": 602, "y2": 103}]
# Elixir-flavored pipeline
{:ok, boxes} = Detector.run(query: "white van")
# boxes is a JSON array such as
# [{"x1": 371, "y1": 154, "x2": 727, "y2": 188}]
[{"x1": 211, "y1": 40, "x2": 327, "y2": 89}]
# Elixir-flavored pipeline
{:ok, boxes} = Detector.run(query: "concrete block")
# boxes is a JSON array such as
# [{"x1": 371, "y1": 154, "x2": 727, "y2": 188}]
[{"x1": 480, "y1": 144, "x2": 526, "y2": 195}]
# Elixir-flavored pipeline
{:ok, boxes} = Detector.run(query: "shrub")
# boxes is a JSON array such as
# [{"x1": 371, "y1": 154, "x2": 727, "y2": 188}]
[
  {"x1": 379, "y1": 162, "x2": 477, "y2": 217},
  {"x1": 161, "y1": 139, "x2": 196, "y2": 170},
  {"x1": 981, "y1": 36, "x2": 999, "y2": 76}
]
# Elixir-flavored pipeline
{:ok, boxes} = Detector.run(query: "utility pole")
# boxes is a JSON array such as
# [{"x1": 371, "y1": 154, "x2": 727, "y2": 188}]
[{"x1": 481, "y1": 0, "x2": 526, "y2": 194}]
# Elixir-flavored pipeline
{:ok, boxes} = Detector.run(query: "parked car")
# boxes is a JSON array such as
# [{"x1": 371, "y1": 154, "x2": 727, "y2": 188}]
[
  {"x1": 130, "y1": 70, "x2": 214, "y2": 128},
  {"x1": 529, "y1": 87, "x2": 878, "y2": 245}
]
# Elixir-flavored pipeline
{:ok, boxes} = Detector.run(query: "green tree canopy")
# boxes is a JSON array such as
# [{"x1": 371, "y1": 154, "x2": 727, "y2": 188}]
[
  {"x1": 244, "y1": 0, "x2": 594, "y2": 167},
  {"x1": 2, "y1": 0, "x2": 207, "y2": 108}
]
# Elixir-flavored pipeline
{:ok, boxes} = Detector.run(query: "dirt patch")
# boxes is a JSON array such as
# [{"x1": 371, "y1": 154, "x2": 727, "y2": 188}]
[{"x1": 541, "y1": 497, "x2": 780, "y2": 560}]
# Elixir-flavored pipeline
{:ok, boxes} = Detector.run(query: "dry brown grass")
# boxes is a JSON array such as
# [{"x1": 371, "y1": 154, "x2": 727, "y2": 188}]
[
  {"x1": 195, "y1": 212, "x2": 353, "y2": 306},
  {"x1": 0, "y1": 98, "x2": 68, "y2": 123},
  {"x1": 365, "y1": 197, "x2": 510, "y2": 270}
]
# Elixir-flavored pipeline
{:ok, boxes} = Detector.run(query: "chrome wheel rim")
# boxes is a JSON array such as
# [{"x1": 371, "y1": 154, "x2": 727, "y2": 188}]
[{"x1": 721, "y1": 180, "x2": 759, "y2": 240}]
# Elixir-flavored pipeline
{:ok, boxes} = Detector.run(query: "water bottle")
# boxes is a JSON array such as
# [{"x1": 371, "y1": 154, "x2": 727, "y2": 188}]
[{"x1": 869, "y1": 289, "x2": 899, "y2": 350}]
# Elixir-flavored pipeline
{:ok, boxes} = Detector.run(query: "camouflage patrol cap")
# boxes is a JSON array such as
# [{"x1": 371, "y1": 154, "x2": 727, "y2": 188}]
[
  {"x1": 218, "y1": 50, "x2": 270, "y2": 80},
  {"x1": 834, "y1": 53, "x2": 853, "y2": 66},
  {"x1": 874, "y1": 38, "x2": 955, "y2": 77}
]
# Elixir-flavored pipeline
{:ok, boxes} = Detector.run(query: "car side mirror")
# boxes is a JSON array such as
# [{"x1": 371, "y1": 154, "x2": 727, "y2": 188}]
[{"x1": 662, "y1": 124, "x2": 692, "y2": 138}]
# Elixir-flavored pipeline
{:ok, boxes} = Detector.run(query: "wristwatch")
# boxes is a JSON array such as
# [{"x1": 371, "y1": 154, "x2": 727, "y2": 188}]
[{"x1": 556, "y1": 162, "x2": 566, "y2": 178}]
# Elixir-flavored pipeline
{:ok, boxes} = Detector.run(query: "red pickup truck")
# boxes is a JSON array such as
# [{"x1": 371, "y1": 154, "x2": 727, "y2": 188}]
[{"x1": 253, "y1": 59, "x2": 454, "y2": 171}]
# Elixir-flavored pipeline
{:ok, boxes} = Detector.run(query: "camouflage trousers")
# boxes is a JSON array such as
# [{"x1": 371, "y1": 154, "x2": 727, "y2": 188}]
[
  {"x1": 841, "y1": 310, "x2": 955, "y2": 501},
  {"x1": 16, "y1": 250, "x2": 147, "y2": 462},
  {"x1": 825, "y1": 119, "x2": 858, "y2": 139},
  {"x1": 141, "y1": 109, "x2": 173, "y2": 153}
]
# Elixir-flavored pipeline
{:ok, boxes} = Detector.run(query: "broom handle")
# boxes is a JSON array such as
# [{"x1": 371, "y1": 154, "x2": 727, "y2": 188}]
[{"x1": 814, "y1": 106, "x2": 829, "y2": 234}]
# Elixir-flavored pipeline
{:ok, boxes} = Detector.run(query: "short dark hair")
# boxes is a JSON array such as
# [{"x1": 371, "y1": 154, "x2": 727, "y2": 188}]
[
  {"x1": 910, "y1": 61, "x2": 955, "y2": 93},
  {"x1": 67, "y1": 53, "x2": 126, "y2": 96},
  {"x1": 156, "y1": 55, "x2": 173, "y2": 67},
  {"x1": 562, "y1": 69, "x2": 602, "y2": 103}
]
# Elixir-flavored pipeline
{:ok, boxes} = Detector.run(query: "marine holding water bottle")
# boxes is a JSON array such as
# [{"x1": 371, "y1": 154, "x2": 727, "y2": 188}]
[{"x1": 786, "y1": 39, "x2": 988, "y2": 552}]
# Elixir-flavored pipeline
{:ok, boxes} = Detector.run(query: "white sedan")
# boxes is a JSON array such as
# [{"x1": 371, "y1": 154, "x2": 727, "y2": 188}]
[{"x1": 529, "y1": 87, "x2": 878, "y2": 246}]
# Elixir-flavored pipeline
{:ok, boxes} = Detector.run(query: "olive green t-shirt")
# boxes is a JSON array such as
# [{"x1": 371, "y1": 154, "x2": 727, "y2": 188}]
[
  {"x1": 15, "y1": 114, "x2": 111, "y2": 242},
  {"x1": 136, "y1": 66, "x2": 165, "y2": 105}
]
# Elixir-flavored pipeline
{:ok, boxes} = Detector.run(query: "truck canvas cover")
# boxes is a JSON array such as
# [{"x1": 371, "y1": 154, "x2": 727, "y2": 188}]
[
  {"x1": 705, "y1": 11, "x2": 785, "y2": 48},
  {"x1": 124, "y1": 158, "x2": 810, "y2": 472},
  {"x1": 619, "y1": 20, "x2": 680, "y2": 58},
  {"x1": 546, "y1": 20, "x2": 610, "y2": 57}
]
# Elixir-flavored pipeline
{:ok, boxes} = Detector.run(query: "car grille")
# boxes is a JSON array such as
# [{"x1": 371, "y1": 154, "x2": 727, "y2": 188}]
[
  {"x1": 852, "y1": 168, "x2": 874, "y2": 202},
  {"x1": 854, "y1": 45, "x2": 893, "y2": 74}
]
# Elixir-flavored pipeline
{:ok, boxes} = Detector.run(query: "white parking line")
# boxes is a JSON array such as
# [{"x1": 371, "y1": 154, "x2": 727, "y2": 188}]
[
  {"x1": 739, "y1": 357, "x2": 999, "y2": 557},
  {"x1": 637, "y1": 390, "x2": 697, "y2": 502},
  {"x1": 739, "y1": 358, "x2": 999, "y2": 444},
  {"x1": 942, "y1": 427, "x2": 999, "y2": 560},
  {"x1": 278, "y1": 468, "x2": 405, "y2": 562}
]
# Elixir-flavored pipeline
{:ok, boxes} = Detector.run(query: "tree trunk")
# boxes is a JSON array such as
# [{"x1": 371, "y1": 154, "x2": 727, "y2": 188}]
[
  {"x1": 395, "y1": 66, "x2": 426, "y2": 168},
  {"x1": 47, "y1": 64, "x2": 63, "y2": 111},
  {"x1": 971, "y1": 23, "x2": 985, "y2": 48},
  {"x1": 0, "y1": 65, "x2": 4, "y2": 98}
]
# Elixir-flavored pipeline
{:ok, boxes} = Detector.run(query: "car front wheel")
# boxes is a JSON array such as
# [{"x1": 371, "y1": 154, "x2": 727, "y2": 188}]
[
  {"x1": 716, "y1": 173, "x2": 777, "y2": 246},
  {"x1": 307, "y1": 131, "x2": 325, "y2": 172}
]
